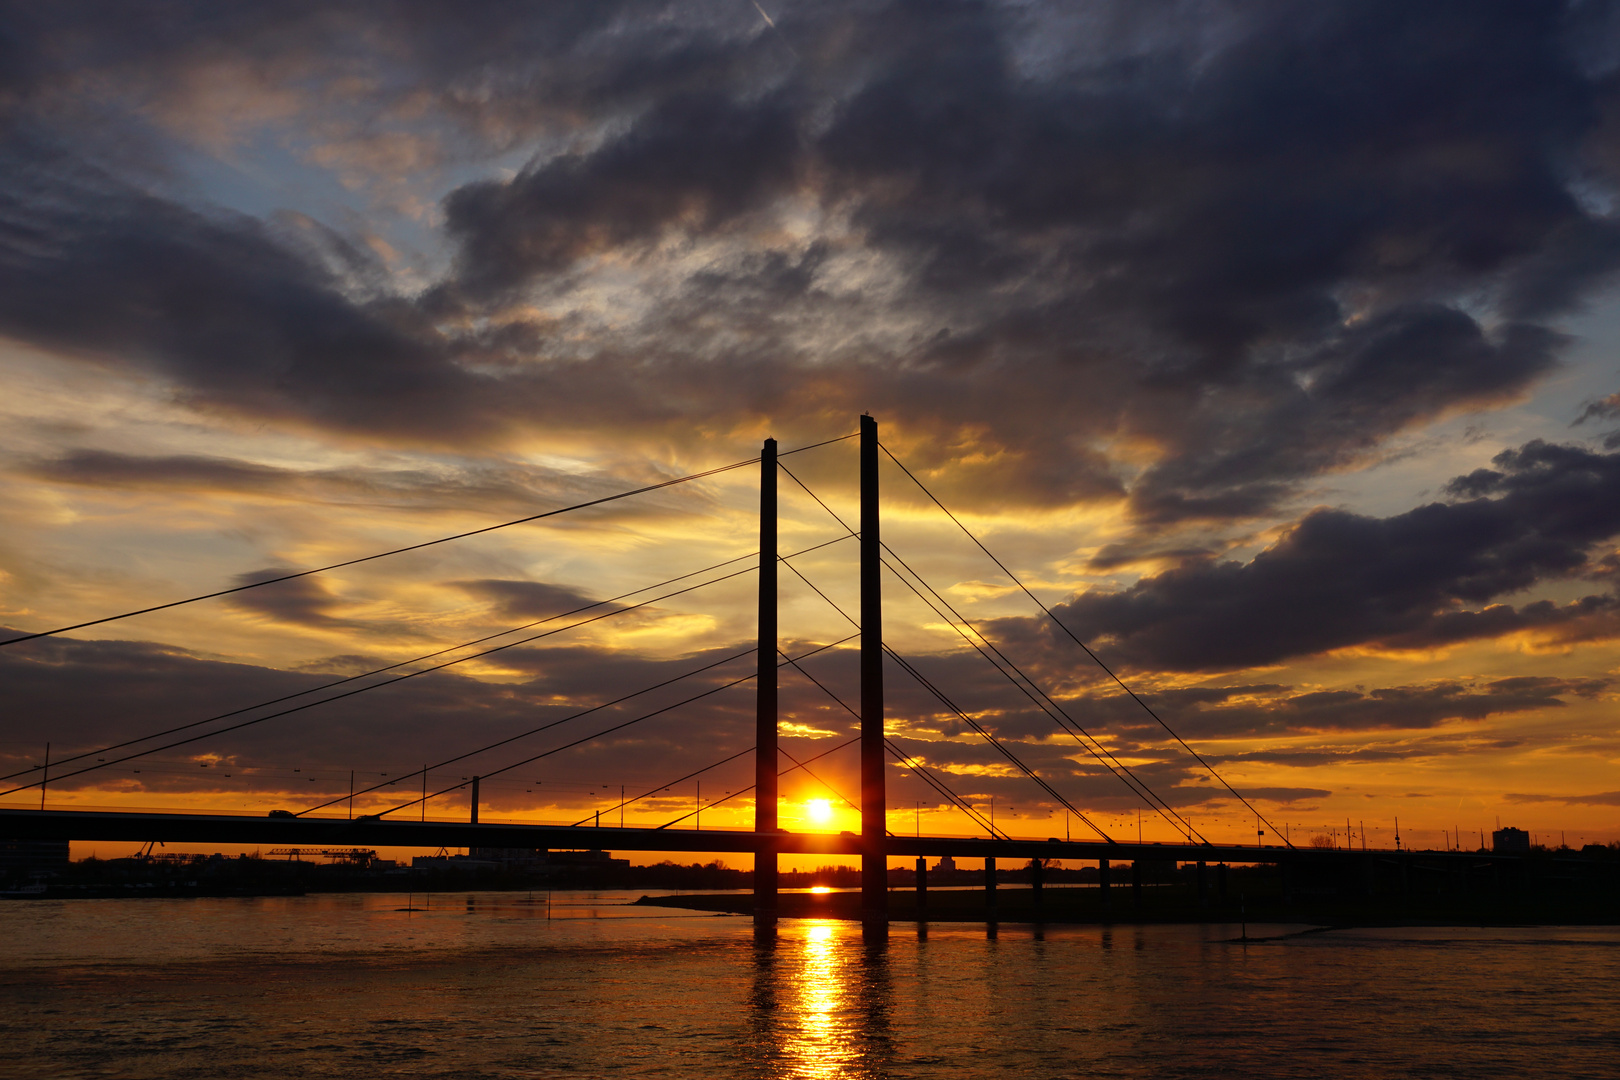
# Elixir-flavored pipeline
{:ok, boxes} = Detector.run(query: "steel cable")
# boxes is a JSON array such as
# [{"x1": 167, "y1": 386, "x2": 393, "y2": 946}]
[
  {"x1": 1, "y1": 432, "x2": 857, "y2": 647},
  {"x1": 774, "y1": 546, "x2": 1107, "y2": 841},
  {"x1": 877, "y1": 441, "x2": 1294, "y2": 849},
  {"x1": 366, "y1": 636, "x2": 859, "y2": 819}
]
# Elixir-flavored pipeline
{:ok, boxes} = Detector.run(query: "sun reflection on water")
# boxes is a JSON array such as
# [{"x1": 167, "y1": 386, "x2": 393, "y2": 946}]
[
  {"x1": 753, "y1": 920, "x2": 892, "y2": 1080},
  {"x1": 795, "y1": 923, "x2": 842, "y2": 1076}
]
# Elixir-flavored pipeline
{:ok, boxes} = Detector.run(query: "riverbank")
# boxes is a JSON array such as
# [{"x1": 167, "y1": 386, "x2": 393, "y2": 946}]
[{"x1": 635, "y1": 885, "x2": 1620, "y2": 926}]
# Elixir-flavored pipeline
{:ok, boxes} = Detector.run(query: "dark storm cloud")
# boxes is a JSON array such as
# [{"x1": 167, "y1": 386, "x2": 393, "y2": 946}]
[
  {"x1": 0, "y1": 1, "x2": 709, "y2": 132},
  {"x1": 441, "y1": 88, "x2": 805, "y2": 300},
  {"x1": 9, "y1": 625, "x2": 1584, "y2": 814},
  {"x1": 225, "y1": 569, "x2": 353, "y2": 630},
  {"x1": 884, "y1": 610, "x2": 1607, "y2": 735},
  {"x1": 1123, "y1": 313, "x2": 1565, "y2": 525},
  {"x1": 0, "y1": 627, "x2": 769, "y2": 797},
  {"x1": 888, "y1": 720, "x2": 1332, "y2": 812},
  {"x1": 0, "y1": 135, "x2": 507, "y2": 442},
  {"x1": 1216, "y1": 748, "x2": 1412, "y2": 768},
  {"x1": 779, "y1": 0, "x2": 1613, "y2": 515},
  {"x1": 1022, "y1": 440, "x2": 1620, "y2": 671},
  {"x1": 825, "y1": 620, "x2": 1604, "y2": 745},
  {"x1": 457, "y1": 580, "x2": 620, "y2": 622},
  {"x1": 28, "y1": 451, "x2": 306, "y2": 493},
  {"x1": 20, "y1": 448, "x2": 723, "y2": 522},
  {"x1": 881, "y1": 732, "x2": 1218, "y2": 813},
  {"x1": 1575, "y1": 390, "x2": 1620, "y2": 426},
  {"x1": 421, "y1": 0, "x2": 1616, "y2": 514},
  {"x1": 1049, "y1": 676, "x2": 1606, "y2": 739},
  {"x1": 1577, "y1": 396, "x2": 1620, "y2": 449},
  {"x1": 0, "y1": 622, "x2": 1176, "y2": 812},
  {"x1": 797, "y1": 646, "x2": 1587, "y2": 816},
  {"x1": 1271, "y1": 677, "x2": 1602, "y2": 732},
  {"x1": 0, "y1": 626, "x2": 1160, "y2": 814},
  {"x1": 0, "y1": 1, "x2": 1616, "y2": 517}
]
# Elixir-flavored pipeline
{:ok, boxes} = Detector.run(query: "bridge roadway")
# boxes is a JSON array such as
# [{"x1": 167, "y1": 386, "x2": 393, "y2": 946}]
[{"x1": 2, "y1": 807, "x2": 1413, "y2": 864}]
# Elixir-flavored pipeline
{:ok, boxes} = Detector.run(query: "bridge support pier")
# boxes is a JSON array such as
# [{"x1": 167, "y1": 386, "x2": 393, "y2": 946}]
[
  {"x1": 1132, "y1": 859, "x2": 1143, "y2": 908},
  {"x1": 1196, "y1": 860, "x2": 1207, "y2": 907},
  {"x1": 916, "y1": 856, "x2": 927, "y2": 911},
  {"x1": 1099, "y1": 857, "x2": 1110, "y2": 907},
  {"x1": 1031, "y1": 857, "x2": 1043, "y2": 906},
  {"x1": 984, "y1": 856, "x2": 997, "y2": 914}
]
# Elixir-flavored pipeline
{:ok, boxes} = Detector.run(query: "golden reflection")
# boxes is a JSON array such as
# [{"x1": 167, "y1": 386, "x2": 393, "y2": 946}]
[
  {"x1": 795, "y1": 922, "x2": 842, "y2": 1075},
  {"x1": 746, "y1": 919, "x2": 892, "y2": 1079}
]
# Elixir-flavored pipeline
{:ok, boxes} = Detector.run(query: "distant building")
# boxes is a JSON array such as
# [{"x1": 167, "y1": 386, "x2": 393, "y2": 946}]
[
  {"x1": 470, "y1": 846, "x2": 551, "y2": 869},
  {"x1": 932, "y1": 855, "x2": 956, "y2": 873},
  {"x1": 411, "y1": 854, "x2": 503, "y2": 871},
  {"x1": 0, "y1": 839, "x2": 69, "y2": 877},
  {"x1": 413, "y1": 848, "x2": 627, "y2": 873},
  {"x1": 546, "y1": 848, "x2": 628, "y2": 869},
  {"x1": 1493, "y1": 827, "x2": 1530, "y2": 853},
  {"x1": 1133, "y1": 859, "x2": 1179, "y2": 883}
]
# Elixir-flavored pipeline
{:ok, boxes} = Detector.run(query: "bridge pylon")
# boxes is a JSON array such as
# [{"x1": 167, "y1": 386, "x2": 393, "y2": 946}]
[
  {"x1": 754, "y1": 437, "x2": 778, "y2": 924},
  {"x1": 860, "y1": 414, "x2": 887, "y2": 921}
]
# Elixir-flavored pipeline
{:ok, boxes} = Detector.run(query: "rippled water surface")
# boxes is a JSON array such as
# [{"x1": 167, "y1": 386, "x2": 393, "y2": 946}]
[{"x1": 2, "y1": 892, "x2": 1616, "y2": 1078}]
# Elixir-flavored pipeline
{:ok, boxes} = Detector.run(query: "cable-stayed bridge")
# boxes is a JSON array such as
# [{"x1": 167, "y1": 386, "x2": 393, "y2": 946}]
[{"x1": 0, "y1": 416, "x2": 1532, "y2": 920}]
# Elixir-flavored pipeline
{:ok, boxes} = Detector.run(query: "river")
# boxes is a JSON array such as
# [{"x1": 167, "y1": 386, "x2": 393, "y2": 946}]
[{"x1": 2, "y1": 891, "x2": 1615, "y2": 1078}]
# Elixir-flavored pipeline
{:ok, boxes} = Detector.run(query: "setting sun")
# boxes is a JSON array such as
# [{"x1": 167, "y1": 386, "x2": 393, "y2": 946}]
[{"x1": 806, "y1": 799, "x2": 833, "y2": 826}]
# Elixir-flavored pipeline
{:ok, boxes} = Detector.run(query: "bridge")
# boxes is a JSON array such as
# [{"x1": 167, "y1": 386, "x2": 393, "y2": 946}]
[{"x1": 0, "y1": 415, "x2": 1554, "y2": 920}]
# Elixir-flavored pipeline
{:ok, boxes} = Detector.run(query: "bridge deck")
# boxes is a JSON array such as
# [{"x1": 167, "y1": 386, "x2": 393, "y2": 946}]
[{"x1": 0, "y1": 808, "x2": 1504, "y2": 864}]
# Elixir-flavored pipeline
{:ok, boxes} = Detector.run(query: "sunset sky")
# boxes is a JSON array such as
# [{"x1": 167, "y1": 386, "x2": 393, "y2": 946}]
[{"x1": 3, "y1": 0, "x2": 1620, "y2": 862}]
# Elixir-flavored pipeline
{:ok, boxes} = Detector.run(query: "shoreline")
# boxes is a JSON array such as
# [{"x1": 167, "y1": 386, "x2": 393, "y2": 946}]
[{"x1": 633, "y1": 887, "x2": 1620, "y2": 928}]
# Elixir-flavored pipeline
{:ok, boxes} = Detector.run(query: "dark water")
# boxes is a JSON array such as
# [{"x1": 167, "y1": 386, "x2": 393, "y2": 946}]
[{"x1": 2, "y1": 892, "x2": 1616, "y2": 1079}]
